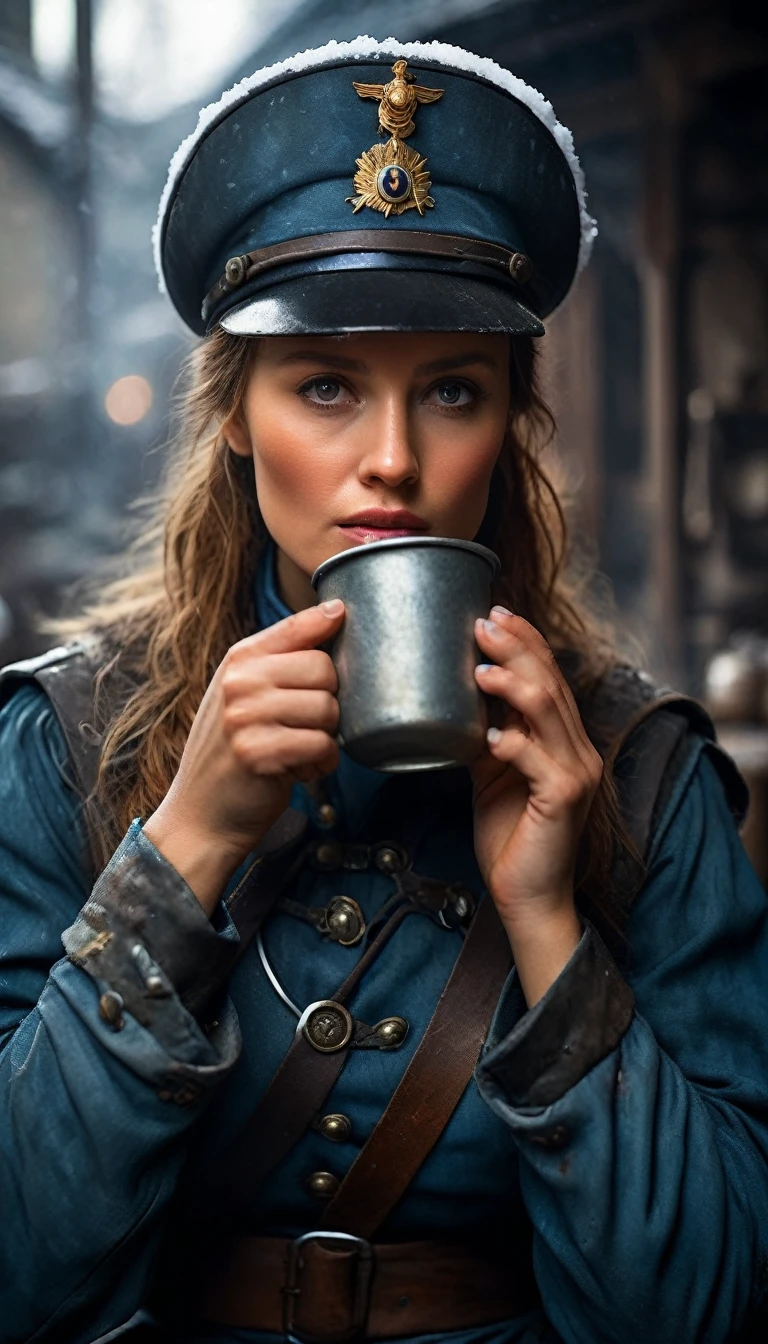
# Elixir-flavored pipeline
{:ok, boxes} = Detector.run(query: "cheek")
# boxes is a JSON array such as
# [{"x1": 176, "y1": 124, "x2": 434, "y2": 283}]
[
  {"x1": 422, "y1": 426, "x2": 502, "y2": 533},
  {"x1": 243, "y1": 398, "x2": 347, "y2": 551}
]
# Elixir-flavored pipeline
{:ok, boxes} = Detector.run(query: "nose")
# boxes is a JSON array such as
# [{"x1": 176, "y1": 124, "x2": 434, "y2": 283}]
[{"x1": 356, "y1": 393, "x2": 419, "y2": 489}]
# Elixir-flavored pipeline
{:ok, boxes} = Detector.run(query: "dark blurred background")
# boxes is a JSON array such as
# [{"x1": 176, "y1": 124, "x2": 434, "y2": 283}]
[{"x1": 1, "y1": 0, "x2": 768, "y2": 872}]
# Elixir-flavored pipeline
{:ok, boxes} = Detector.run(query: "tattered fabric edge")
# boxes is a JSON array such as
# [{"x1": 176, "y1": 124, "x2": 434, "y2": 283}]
[{"x1": 152, "y1": 34, "x2": 598, "y2": 298}]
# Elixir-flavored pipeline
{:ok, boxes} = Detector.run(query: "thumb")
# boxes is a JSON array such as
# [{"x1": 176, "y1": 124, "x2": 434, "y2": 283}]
[{"x1": 243, "y1": 599, "x2": 345, "y2": 656}]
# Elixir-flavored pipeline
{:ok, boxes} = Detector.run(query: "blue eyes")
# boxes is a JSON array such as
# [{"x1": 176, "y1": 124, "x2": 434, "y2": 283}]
[
  {"x1": 300, "y1": 378, "x2": 475, "y2": 408},
  {"x1": 435, "y1": 383, "x2": 470, "y2": 406},
  {"x1": 309, "y1": 378, "x2": 342, "y2": 403}
]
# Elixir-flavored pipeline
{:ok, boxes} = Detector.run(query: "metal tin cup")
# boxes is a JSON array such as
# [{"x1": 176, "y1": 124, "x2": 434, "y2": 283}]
[{"x1": 311, "y1": 536, "x2": 500, "y2": 773}]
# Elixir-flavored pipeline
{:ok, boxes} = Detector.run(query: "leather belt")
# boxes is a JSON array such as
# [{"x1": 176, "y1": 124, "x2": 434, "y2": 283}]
[
  {"x1": 202, "y1": 229, "x2": 534, "y2": 323},
  {"x1": 199, "y1": 1232, "x2": 538, "y2": 1343}
]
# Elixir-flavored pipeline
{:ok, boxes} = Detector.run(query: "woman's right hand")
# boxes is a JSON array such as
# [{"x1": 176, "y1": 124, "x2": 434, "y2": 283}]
[{"x1": 143, "y1": 599, "x2": 345, "y2": 914}]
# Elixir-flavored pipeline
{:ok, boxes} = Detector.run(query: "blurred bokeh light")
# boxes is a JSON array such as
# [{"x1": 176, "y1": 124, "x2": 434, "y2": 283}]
[{"x1": 104, "y1": 374, "x2": 153, "y2": 425}]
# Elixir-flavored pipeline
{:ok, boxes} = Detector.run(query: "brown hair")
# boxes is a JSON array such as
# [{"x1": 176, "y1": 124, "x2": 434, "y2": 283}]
[{"x1": 59, "y1": 328, "x2": 632, "y2": 927}]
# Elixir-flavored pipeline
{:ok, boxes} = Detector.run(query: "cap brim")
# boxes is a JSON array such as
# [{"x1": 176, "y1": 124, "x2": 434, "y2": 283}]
[{"x1": 218, "y1": 269, "x2": 545, "y2": 337}]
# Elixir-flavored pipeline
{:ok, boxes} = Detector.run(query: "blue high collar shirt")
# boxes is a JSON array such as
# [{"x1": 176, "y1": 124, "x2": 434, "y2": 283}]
[{"x1": 1, "y1": 553, "x2": 768, "y2": 1342}]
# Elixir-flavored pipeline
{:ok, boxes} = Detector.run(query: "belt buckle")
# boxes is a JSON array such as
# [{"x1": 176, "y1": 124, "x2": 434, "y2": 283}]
[{"x1": 282, "y1": 1230, "x2": 373, "y2": 1344}]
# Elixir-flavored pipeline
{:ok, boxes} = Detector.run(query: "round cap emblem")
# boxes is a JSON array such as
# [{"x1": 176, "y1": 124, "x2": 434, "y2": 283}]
[
  {"x1": 376, "y1": 163, "x2": 412, "y2": 204},
  {"x1": 299, "y1": 1000, "x2": 354, "y2": 1053}
]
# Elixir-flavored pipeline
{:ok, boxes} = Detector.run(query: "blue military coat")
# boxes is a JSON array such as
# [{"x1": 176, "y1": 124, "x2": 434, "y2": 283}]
[{"x1": 1, "y1": 548, "x2": 768, "y2": 1344}]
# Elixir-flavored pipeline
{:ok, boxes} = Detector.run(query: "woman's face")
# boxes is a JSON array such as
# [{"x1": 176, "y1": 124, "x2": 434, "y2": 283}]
[{"x1": 224, "y1": 331, "x2": 510, "y2": 610}]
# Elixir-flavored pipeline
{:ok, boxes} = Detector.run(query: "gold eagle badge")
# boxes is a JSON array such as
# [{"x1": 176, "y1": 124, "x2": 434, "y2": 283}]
[{"x1": 346, "y1": 59, "x2": 443, "y2": 218}]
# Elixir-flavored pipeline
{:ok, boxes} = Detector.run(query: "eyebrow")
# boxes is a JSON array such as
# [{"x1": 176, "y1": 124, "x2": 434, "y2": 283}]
[
  {"x1": 276, "y1": 349, "x2": 500, "y2": 375},
  {"x1": 412, "y1": 352, "x2": 500, "y2": 376},
  {"x1": 277, "y1": 350, "x2": 368, "y2": 372}
]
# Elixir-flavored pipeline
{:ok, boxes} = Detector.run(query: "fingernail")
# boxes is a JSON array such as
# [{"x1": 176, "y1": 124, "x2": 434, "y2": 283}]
[
  {"x1": 475, "y1": 663, "x2": 493, "y2": 675},
  {"x1": 482, "y1": 618, "x2": 499, "y2": 635},
  {"x1": 491, "y1": 604, "x2": 513, "y2": 617},
  {"x1": 320, "y1": 599, "x2": 344, "y2": 617},
  {"x1": 487, "y1": 727, "x2": 502, "y2": 744}
]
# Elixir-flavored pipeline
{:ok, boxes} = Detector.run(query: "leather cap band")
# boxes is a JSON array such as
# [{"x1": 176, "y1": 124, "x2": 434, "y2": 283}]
[{"x1": 202, "y1": 231, "x2": 533, "y2": 324}]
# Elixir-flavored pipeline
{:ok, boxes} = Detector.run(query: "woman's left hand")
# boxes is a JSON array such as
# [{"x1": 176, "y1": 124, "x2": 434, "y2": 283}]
[{"x1": 470, "y1": 606, "x2": 604, "y2": 1003}]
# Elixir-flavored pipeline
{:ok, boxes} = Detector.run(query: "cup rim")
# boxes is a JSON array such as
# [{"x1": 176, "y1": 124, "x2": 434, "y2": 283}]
[{"x1": 311, "y1": 535, "x2": 500, "y2": 590}]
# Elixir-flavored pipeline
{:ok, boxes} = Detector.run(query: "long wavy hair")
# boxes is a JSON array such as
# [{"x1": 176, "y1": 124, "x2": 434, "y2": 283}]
[{"x1": 58, "y1": 329, "x2": 633, "y2": 928}]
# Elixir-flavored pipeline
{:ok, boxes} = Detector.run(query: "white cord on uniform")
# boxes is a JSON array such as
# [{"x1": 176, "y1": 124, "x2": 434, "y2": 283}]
[{"x1": 256, "y1": 929, "x2": 301, "y2": 1019}]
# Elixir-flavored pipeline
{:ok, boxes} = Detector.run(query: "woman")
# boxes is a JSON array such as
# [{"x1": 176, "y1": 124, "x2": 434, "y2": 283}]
[{"x1": 1, "y1": 37, "x2": 767, "y2": 1344}]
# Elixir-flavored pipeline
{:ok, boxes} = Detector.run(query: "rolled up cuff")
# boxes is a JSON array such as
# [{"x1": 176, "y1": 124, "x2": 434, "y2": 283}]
[
  {"x1": 49, "y1": 961, "x2": 242, "y2": 1104},
  {"x1": 62, "y1": 820, "x2": 242, "y2": 1037},
  {"x1": 477, "y1": 922, "x2": 634, "y2": 1108}
]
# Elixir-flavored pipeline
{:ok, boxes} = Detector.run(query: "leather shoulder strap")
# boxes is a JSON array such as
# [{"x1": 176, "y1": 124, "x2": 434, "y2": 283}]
[
  {"x1": 316, "y1": 896, "x2": 512, "y2": 1239},
  {"x1": 565, "y1": 658, "x2": 749, "y2": 860},
  {"x1": 0, "y1": 642, "x2": 105, "y2": 802},
  {"x1": 568, "y1": 660, "x2": 706, "y2": 757},
  {"x1": 613, "y1": 700, "x2": 748, "y2": 859}
]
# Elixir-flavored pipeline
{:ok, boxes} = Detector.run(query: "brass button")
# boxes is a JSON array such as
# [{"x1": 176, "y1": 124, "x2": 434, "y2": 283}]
[
  {"x1": 319, "y1": 1113, "x2": 353, "y2": 1143},
  {"x1": 306, "y1": 1170, "x2": 340, "y2": 1199},
  {"x1": 98, "y1": 991, "x2": 124, "y2": 1030},
  {"x1": 373, "y1": 1016, "x2": 409, "y2": 1050},
  {"x1": 326, "y1": 896, "x2": 365, "y2": 946},
  {"x1": 317, "y1": 802, "x2": 337, "y2": 828},
  {"x1": 299, "y1": 1000, "x2": 354, "y2": 1053},
  {"x1": 439, "y1": 885, "x2": 475, "y2": 930},
  {"x1": 314, "y1": 840, "x2": 343, "y2": 869},
  {"x1": 374, "y1": 844, "x2": 407, "y2": 874}
]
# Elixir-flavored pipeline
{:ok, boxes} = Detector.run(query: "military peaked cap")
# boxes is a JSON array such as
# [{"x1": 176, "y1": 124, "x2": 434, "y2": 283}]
[{"x1": 154, "y1": 37, "x2": 596, "y2": 337}]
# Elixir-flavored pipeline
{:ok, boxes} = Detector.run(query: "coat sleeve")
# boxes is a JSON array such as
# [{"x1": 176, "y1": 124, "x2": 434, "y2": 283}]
[
  {"x1": 476, "y1": 738, "x2": 768, "y2": 1343},
  {"x1": 0, "y1": 685, "x2": 242, "y2": 1344}
]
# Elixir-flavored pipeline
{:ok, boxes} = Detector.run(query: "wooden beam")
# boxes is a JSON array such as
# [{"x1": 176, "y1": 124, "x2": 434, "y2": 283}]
[{"x1": 640, "y1": 41, "x2": 685, "y2": 680}]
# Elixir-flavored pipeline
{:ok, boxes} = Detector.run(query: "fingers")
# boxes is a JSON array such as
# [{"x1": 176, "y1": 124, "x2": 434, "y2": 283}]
[
  {"x1": 486, "y1": 724, "x2": 563, "y2": 787},
  {"x1": 477, "y1": 610, "x2": 578, "y2": 722},
  {"x1": 217, "y1": 606, "x2": 344, "y2": 787},
  {"x1": 485, "y1": 724, "x2": 596, "y2": 813},
  {"x1": 476, "y1": 661, "x2": 577, "y2": 766},
  {"x1": 237, "y1": 599, "x2": 345, "y2": 657},
  {"x1": 227, "y1": 688, "x2": 339, "y2": 734},
  {"x1": 475, "y1": 609, "x2": 600, "y2": 775},
  {"x1": 232, "y1": 724, "x2": 340, "y2": 778},
  {"x1": 260, "y1": 650, "x2": 338, "y2": 693},
  {"x1": 490, "y1": 606, "x2": 585, "y2": 732},
  {"x1": 223, "y1": 647, "x2": 338, "y2": 696}
]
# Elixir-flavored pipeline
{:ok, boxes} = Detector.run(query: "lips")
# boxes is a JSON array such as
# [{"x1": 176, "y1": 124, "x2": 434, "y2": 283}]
[
  {"x1": 337, "y1": 508, "x2": 429, "y2": 542},
  {"x1": 340, "y1": 509, "x2": 428, "y2": 528}
]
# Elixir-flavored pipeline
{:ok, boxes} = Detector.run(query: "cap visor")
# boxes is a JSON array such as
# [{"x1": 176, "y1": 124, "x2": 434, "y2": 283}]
[{"x1": 218, "y1": 268, "x2": 545, "y2": 337}]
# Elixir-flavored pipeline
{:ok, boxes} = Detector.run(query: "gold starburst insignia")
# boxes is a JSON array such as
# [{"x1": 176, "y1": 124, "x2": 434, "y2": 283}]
[
  {"x1": 346, "y1": 60, "x2": 443, "y2": 217},
  {"x1": 346, "y1": 138, "x2": 434, "y2": 218}
]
